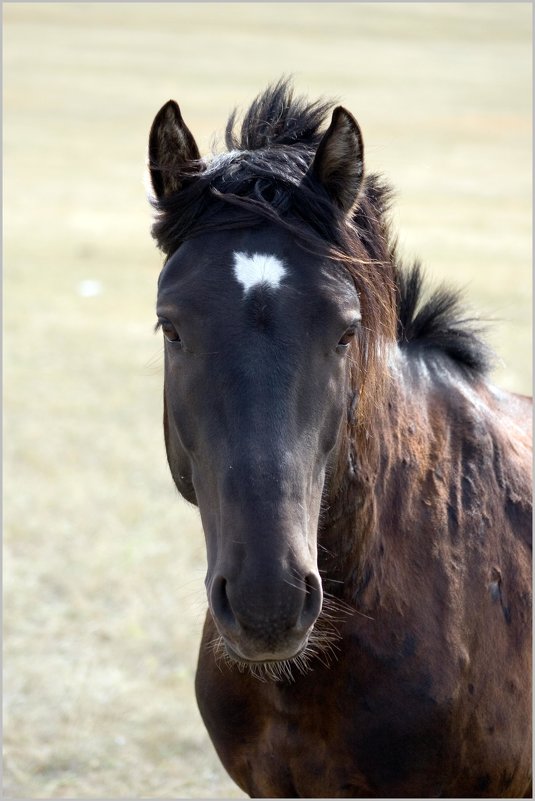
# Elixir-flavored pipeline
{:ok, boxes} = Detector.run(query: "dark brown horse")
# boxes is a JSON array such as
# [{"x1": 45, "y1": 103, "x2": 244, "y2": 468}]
[{"x1": 148, "y1": 80, "x2": 532, "y2": 797}]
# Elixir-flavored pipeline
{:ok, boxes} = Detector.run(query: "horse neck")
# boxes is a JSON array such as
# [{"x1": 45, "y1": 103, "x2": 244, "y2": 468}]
[
  {"x1": 318, "y1": 409, "x2": 386, "y2": 603},
  {"x1": 318, "y1": 350, "x2": 418, "y2": 603}
]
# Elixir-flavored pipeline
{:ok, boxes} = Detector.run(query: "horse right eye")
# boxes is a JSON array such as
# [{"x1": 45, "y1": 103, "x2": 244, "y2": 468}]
[{"x1": 159, "y1": 319, "x2": 181, "y2": 343}]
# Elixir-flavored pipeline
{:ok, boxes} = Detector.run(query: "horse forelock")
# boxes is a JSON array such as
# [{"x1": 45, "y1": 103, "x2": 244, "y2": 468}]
[{"x1": 224, "y1": 77, "x2": 333, "y2": 151}]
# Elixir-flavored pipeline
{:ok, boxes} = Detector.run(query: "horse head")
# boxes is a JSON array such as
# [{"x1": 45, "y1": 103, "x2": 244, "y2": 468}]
[{"x1": 148, "y1": 90, "x2": 389, "y2": 668}]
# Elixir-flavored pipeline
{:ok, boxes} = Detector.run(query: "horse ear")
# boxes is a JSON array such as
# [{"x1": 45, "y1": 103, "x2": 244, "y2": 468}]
[
  {"x1": 149, "y1": 100, "x2": 201, "y2": 199},
  {"x1": 311, "y1": 106, "x2": 364, "y2": 213}
]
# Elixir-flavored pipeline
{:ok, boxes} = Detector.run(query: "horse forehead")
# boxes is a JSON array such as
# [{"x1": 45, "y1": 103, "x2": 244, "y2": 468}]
[
  {"x1": 233, "y1": 251, "x2": 287, "y2": 294},
  {"x1": 159, "y1": 231, "x2": 357, "y2": 309}
]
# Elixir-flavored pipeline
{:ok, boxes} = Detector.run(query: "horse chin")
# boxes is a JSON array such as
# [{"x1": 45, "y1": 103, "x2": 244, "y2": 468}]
[
  {"x1": 222, "y1": 636, "x2": 309, "y2": 665},
  {"x1": 217, "y1": 634, "x2": 314, "y2": 682}
]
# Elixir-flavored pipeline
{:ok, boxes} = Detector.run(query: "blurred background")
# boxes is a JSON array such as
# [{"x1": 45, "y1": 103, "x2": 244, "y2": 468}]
[{"x1": 3, "y1": 3, "x2": 531, "y2": 798}]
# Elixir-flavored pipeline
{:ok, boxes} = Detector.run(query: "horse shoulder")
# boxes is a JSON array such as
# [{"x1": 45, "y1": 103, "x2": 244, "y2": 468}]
[{"x1": 483, "y1": 385, "x2": 532, "y2": 548}]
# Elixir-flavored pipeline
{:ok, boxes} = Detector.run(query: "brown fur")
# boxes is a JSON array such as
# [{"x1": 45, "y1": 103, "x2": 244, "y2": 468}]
[{"x1": 196, "y1": 369, "x2": 532, "y2": 797}]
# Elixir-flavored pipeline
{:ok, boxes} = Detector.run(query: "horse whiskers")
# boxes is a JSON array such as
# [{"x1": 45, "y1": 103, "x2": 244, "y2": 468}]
[
  {"x1": 323, "y1": 590, "x2": 375, "y2": 621},
  {"x1": 320, "y1": 592, "x2": 355, "y2": 621},
  {"x1": 144, "y1": 348, "x2": 164, "y2": 372},
  {"x1": 206, "y1": 634, "x2": 224, "y2": 651},
  {"x1": 282, "y1": 577, "x2": 308, "y2": 593}
]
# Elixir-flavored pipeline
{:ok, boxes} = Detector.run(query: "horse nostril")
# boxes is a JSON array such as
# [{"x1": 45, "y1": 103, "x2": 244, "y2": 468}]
[
  {"x1": 210, "y1": 575, "x2": 237, "y2": 630},
  {"x1": 300, "y1": 571, "x2": 323, "y2": 629}
]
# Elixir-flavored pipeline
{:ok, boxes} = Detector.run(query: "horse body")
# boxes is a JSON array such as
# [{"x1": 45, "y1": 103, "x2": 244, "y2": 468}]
[
  {"x1": 148, "y1": 80, "x2": 531, "y2": 797},
  {"x1": 195, "y1": 361, "x2": 531, "y2": 798}
]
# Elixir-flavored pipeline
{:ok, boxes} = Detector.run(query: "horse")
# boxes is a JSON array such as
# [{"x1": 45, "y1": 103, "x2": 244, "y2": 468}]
[{"x1": 147, "y1": 80, "x2": 532, "y2": 798}]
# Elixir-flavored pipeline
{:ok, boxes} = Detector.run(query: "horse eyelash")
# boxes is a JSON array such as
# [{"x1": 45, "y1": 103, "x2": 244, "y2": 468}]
[{"x1": 154, "y1": 320, "x2": 162, "y2": 334}]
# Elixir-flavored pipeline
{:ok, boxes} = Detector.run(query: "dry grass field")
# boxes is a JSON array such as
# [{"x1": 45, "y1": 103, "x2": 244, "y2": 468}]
[{"x1": 3, "y1": 3, "x2": 531, "y2": 798}]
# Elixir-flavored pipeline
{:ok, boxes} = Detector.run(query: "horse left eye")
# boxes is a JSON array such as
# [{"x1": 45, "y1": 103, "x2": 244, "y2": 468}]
[{"x1": 337, "y1": 327, "x2": 356, "y2": 348}]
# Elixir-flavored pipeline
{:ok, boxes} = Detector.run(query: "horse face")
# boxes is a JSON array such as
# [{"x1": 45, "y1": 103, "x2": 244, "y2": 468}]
[{"x1": 157, "y1": 223, "x2": 359, "y2": 663}]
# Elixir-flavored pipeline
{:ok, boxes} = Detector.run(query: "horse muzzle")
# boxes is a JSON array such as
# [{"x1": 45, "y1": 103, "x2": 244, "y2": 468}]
[{"x1": 208, "y1": 569, "x2": 323, "y2": 663}]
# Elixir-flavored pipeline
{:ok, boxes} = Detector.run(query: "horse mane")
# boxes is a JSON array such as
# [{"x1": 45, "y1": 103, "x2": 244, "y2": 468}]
[
  {"x1": 395, "y1": 261, "x2": 493, "y2": 375},
  {"x1": 151, "y1": 78, "x2": 492, "y2": 389}
]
